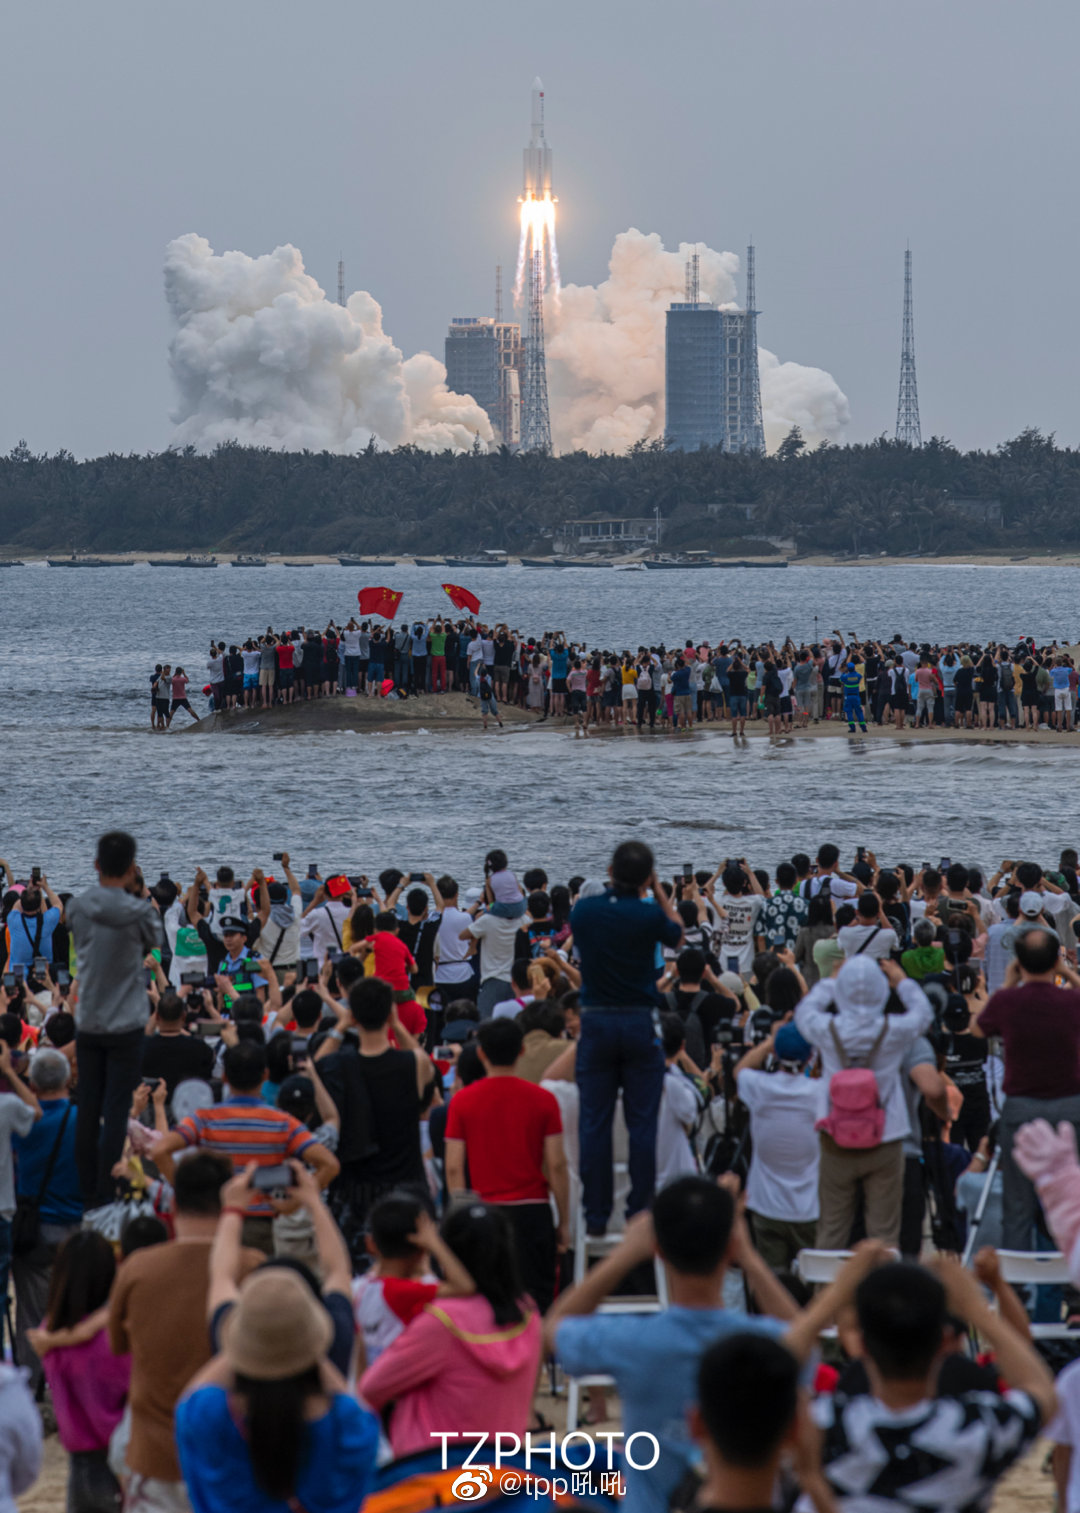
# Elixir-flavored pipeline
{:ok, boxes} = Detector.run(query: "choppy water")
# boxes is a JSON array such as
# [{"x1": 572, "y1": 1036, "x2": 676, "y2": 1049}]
[{"x1": 3, "y1": 561, "x2": 1079, "y2": 886}]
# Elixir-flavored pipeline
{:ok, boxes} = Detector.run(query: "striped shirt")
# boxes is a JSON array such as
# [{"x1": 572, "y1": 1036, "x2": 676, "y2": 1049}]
[{"x1": 174, "y1": 1095, "x2": 316, "y2": 1216}]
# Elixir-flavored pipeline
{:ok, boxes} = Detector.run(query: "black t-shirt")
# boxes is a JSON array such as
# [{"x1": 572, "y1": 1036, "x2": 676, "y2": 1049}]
[
  {"x1": 140, "y1": 1032, "x2": 215, "y2": 1094},
  {"x1": 398, "y1": 917, "x2": 439, "y2": 987},
  {"x1": 946, "y1": 1030, "x2": 989, "y2": 1091},
  {"x1": 728, "y1": 666, "x2": 748, "y2": 696}
]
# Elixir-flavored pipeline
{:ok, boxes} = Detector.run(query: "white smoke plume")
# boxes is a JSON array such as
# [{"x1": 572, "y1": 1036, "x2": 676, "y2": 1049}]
[
  {"x1": 545, "y1": 229, "x2": 850, "y2": 453},
  {"x1": 164, "y1": 235, "x2": 493, "y2": 454}
]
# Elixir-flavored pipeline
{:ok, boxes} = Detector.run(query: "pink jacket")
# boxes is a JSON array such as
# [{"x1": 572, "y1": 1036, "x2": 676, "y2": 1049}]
[
  {"x1": 1014, "y1": 1119, "x2": 1080, "y2": 1277},
  {"x1": 358, "y1": 1294, "x2": 541, "y2": 1457}
]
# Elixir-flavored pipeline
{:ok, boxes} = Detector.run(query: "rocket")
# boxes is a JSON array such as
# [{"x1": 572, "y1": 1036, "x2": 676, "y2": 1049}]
[{"x1": 522, "y1": 76, "x2": 553, "y2": 200}]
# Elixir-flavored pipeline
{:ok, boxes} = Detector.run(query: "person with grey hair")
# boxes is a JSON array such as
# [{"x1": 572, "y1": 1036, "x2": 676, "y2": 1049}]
[{"x1": 12, "y1": 1048, "x2": 81, "y2": 1393}]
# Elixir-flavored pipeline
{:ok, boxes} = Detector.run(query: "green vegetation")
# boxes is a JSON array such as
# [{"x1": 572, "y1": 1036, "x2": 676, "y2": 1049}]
[{"x1": 0, "y1": 428, "x2": 1075, "y2": 556}]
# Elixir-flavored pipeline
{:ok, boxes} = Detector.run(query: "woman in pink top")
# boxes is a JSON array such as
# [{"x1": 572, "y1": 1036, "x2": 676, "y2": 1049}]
[
  {"x1": 27, "y1": 1231, "x2": 130, "y2": 1513},
  {"x1": 359, "y1": 1204, "x2": 542, "y2": 1457}
]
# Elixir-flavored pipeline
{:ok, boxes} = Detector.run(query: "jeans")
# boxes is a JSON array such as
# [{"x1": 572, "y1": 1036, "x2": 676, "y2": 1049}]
[
  {"x1": 75, "y1": 1028, "x2": 145, "y2": 1208},
  {"x1": 1000, "y1": 1092, "x2": 1080, "y2": 1250},
  {"x1": 943, "y1": 688, "x2": 957, "y2": 725},
  {"x1": 477, "y1": 976, "x2": 514, "y2": 1019},
  {"x1": 576, "y1": 1008, "x2": 665, "y2": 1232},
  {"x1": 998, "y1": 689, "x2": 1018, "y2": 724},
  {"x1": 345, "y1": 655, "x2": 360, "y2": 689},
  {"x1": 395, "y1": 653, "x2": 410, "y2": 688},
  {"x1": 915, "y1": 690, "x2": 935, "y2": 724},
  {"x1": 469, "y1": 661, "x2": 482, "y2": 695}
]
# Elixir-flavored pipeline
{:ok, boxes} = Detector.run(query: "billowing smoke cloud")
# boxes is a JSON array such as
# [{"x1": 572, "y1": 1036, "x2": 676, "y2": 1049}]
[
  {"x1": 165, "y1": 235, "x2": 493, "y2": 453},
  {"x1": 545, "y1": 229, "x2": 850, "y2": 453}
]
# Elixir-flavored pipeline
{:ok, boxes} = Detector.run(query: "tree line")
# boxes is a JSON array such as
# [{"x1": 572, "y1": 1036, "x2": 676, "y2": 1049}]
[{"x1": 0, "y1": 428, "x2": 1074, "y2": 556}]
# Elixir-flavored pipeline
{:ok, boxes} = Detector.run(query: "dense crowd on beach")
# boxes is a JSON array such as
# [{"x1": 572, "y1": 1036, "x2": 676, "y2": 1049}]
[
  {"x1": 149, "y1": 618, "x2": 1079, "y2": 735},
  {"x1": 7, "y1": 830, "x2": 1080, "y2": 1513}
]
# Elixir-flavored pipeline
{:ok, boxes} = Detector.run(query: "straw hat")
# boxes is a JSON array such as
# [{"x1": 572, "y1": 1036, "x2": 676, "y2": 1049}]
[{"x1": 220, "y1": 1268, "x2": 332, "y2": 1380}]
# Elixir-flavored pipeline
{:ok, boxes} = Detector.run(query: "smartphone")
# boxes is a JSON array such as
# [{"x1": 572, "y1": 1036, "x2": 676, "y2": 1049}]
[
  {"x1": 304, "y1": 959, "x2": 320, "y2": 981},
  {"x1": 434, "y1": 1045, "x2": 454, "y2": 1059},
  {"x1": 56, "y1": 968, "x2": 71, "y2": 988},
  {"x1": 409, "y1": 872, "x2": 426, "y2": 884},
  {"x1": 180, "y1": 970, "x2": 205, "y2": 986},
  {"x1": 726, "y1": 956, "x2": 740, "y2": 975},
  {"x1": 307, "y1": 864, "x2": 319, "y2": 879},
  {"x1": 682, "y1": 863, "x2": 692, "y2": 880},
  {"x1": 856, "y1": 847, "x2": 866, "y2": 863},
  {"x1": 141, "y1": 1077, "x2": 163, "y2": 1090},
  {"x1": 33, "y1": 956, "x2": 49, "y2": 975},
  {"x1": 31, "y1": 866, "x2": 41, "y2": 882},
  {"x1": 356, "y1": 887, "x2": 373, "y2": 899},
  {"x1": 940, "y1": 856, "x2": 951, "y2": 870},
  {"x1": 273, "y1": 852, "x2": 284, "y2": 862},
  {"x1": 1, "y1": 972, "x2": 15, "y2": 989},
  {"x1": 290, "y1": 1037, "x2": 309, "y2": 1057},
  {"x1": 251, "y1": 1163, "x2": 294, "y2": 1193},
  {"x1": 195, "y1": 1020, "x2": 222, "y2": 1038}
]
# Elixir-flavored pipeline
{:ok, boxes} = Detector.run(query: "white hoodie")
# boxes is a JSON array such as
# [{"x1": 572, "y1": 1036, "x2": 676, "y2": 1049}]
[{"x1": 795, "y1": 956, "x2": 933, "y2": 1144}]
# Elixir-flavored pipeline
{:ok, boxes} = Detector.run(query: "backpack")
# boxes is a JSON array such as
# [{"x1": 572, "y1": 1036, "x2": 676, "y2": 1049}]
[{"x1": 816, "y1": 1018, "x2": 888, "y2": 1149}]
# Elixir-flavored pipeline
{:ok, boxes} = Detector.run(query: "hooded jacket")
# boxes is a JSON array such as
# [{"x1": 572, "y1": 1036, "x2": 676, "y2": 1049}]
[
  {"x1": 795, "y1": 956, "x2": 934, "y2": 1144},
  {"x1": 358, "y1": 1293, "x2": 541, "y2": 1457},
  {"x1": 66, "y1": 885, "x2": 161, "y2": 1035}
]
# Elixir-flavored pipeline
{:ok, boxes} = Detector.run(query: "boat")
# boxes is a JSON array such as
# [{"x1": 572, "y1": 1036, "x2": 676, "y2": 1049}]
[
  {"x1": 47, "y1": 554, "x2": 134, "y2": 567},
  {"x1": 0, "y1": 560, "x2": 24, "y2": 568},
  {"x1": 285, "y1": 561, "x2": 314, "y2": 567},
  {"x1": 445, "y1": 550, "x2": 508, "y2": 568},
  {"x1": 520, "y1": 557, "x2": 573, "y2": 568},
  {"x1": 612, "y1": 561, "x2": 647, "y2": 572},
  {"x1": 337, "y1": 556, "x2": 388, "y2": 567},
  {"x1": 149, "y1": 555, "x2": 218, "y2": 568},
  {"x1": 642, "y1": 555, "x2": 716, "y2": 569},
  {"x1": 231, "y1": 554, "x2": 267, "y2": 567},
  {"x1": 412, "y1": 557, "x2": 446, "y2": 567}
]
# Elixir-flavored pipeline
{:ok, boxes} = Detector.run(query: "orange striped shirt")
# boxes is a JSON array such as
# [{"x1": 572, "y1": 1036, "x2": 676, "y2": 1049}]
[{"x1": 175, "y1": 1095, "x2": 315, "y2": 1215}]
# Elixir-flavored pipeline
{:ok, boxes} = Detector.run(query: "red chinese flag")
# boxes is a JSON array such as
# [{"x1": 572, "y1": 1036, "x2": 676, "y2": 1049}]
[
  {"x1": 357, "y1": 586, "x2": 403, "y2": 620},
  {"x1": 442, "y1": 582, "x2": 481, "y2": 615}
]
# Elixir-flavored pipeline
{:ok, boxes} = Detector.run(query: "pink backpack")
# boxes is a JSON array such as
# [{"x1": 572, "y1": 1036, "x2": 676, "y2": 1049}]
[{"x1": 816, "y1": 1020, "x2": 888, "y2": 1149}]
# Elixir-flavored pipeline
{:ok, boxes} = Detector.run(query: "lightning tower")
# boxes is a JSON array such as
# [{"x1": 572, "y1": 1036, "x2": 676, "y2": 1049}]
[
  {"x1": 741, "y1": 244, "x2": 765, "y2": 452},
  {"x1": 522, "y1": 248, "x2": 552, "y2": 453},
  {"x1": 895, "y1": 248, "x2": 922, "y2": 446},
  {"x1": 337, "y1": 258, "x2": 345, "y2": 308}
]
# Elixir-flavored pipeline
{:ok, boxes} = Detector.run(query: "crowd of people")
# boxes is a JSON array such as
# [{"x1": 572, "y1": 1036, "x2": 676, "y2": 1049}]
[
  {"x1": 149, "y1": 619, "x2": 1080, "y2": 736},
  {"x1": 5, "y1": 831, "x2": 1080, "y2": 1513}
]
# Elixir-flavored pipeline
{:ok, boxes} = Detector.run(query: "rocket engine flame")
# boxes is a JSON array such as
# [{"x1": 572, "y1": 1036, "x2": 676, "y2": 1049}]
[{"x1": 515, "y1": 194, "x2": 559, "y2": 301}]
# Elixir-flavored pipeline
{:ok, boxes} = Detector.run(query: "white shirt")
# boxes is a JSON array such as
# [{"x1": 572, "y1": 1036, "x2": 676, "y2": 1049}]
[
  {"x1": 255, "y1": 893, "x2": 303, "y2": 965},
  {"x1": 466, "y1": 912, "x2": 519, "y2": 984},
  {"x1": 206, "y1": 887, "x2": 243, "y2": 939},
  {"x1": 242, "y1": 649, "x2": 260, "y2": 675},
  {"x1": 838, "y1": 923, "x2": 900, "y2": 959},
  {"x1": 434, "y1": 906, "x2": 476, "y2": 984},
  {"x1": 299, "y1": 899, "x2": 351, "y2": 965},
  {"x1": 467, "y1": 637, "x2": 484, "y2": 664},
  {"x1": 656, "y1": 1067, "x2": 701, "y2": 1190},
  {"x1": 795, "y1": 975, "x2": 934, "y2": 1144},
  {"x1": 807, "y1": 873, "x2": 858, "y2": 903},
  {"x1": 736, "y1": 1067, "x2": 822, "y2": 1222},
  {"x1": 342, "y1": 629, "x2": 362, "y2": 655},
  {"x1": 1048, "y1": 1357, "x2": 1080, "y2": 1512},
  {"x1": 717, "y1": 894, "x2": 763, "y2": 976}
]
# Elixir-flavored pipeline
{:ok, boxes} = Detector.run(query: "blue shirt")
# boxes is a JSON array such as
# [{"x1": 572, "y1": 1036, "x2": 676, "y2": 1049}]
[
  {"x1": 555, "y1": 1307, "x2": 784, "y2": 1513},
  {"x1": 671, "y1": 666, "x2": 691, "y2": 696},
  {"x1": 550, "y1": 648, "x2": 569, "y2": 679},
  {"x1": 570, "y1": 890, "x2": 681, "y2": 1009},
  {"x1": 13, "y1": 1097, "x2": 81, "y2": 1224},
  {"x1": 411, "y1": 629, "x2": 429, "y2": 656},
  {"x1": 7, "y1": 907, "x2": 61, "y2": 970},
  {"x1": 176, "y1": 1385, "x2": 378, "y2": 1513}
]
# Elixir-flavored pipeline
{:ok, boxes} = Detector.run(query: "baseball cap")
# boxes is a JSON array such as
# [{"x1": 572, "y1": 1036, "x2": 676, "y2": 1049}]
[
  {"x1": 1018, "y1": 891, "x2": 1044, "y2": 919},
  {"x1": 774, "y1": 1023, "x2": 812, "y2": 1064}
]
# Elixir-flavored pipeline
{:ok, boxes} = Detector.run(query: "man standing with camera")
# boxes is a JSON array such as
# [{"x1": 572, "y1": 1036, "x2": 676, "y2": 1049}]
[{"x1": 975, "y1": 928, "x2": 1080, "y2": 1250}]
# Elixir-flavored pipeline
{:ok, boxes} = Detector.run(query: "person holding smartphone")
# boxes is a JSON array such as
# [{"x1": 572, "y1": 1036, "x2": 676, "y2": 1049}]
[{"x1": 6, "y1": 873, "x2": 63, "y2": 975}]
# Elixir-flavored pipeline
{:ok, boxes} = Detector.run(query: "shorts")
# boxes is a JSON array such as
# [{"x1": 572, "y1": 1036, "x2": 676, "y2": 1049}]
[
  {"x1": 368, "y1": 664, "x2": 383, "y2": 683},
  {"x1": 674, "y1": 694, "x2": 693, "y2": 720},
  {"x1": 621, "y1": 684, "x2": 637, "y2": 702},
  {"x1": 552, "y1": 677, "x2": 568, "y2": 694},
  {"x1": 569, "y1": 690, "x2": 587, "y2": 714},
  {"x1": 153, "y1": 699, "x2": 170, "y2": 717},
  {"x1": 481, "y1": 696, "x2": 499, "y2": 717},
  {"x1": 169, "y1": 698, "x2": 192, "y2": 714},
  {"x1": 278, "y1": 667, "x2": 294, "y2": 688},
  {"x1": 764, "y1": 694, "x2": 781, "y2": 716},
  {"x1": 729, "y1": 694, "x2": 748, "y2": 717},
  {"x1": 243, "y1": 673, "x2": 257, "y2": 690},
  {"x1": 259, "y1": 667, "x2": 274, "y2": 686},
  {"x1": 1055, "y1": 688, "x2": 1073, "y2": 711},
  {"x1": 603, "y1": 687, "x2": 620, "y2": 708},
  {"x1": 780, "y1": 696, "x2": 792, "y2": 715},
  {"x1": 709, "y1": 688, "x2": 723, "y2": 705}
]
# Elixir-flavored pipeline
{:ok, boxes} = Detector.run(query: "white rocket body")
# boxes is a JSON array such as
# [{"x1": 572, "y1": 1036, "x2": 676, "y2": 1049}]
[{"x1": 522, "y1": 76, "x2": 553, "y2": 200}]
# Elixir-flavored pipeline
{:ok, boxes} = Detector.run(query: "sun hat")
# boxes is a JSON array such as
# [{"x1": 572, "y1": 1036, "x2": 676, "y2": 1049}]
[{"x1": 220, "y1": 1268, "x2": 332, "y2": 1380}]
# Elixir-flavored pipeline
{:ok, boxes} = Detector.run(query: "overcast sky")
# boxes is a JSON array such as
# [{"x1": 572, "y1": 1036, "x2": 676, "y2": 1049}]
[{"x1": 3, "y1": 0, "x2": 1077, "y2": 458}]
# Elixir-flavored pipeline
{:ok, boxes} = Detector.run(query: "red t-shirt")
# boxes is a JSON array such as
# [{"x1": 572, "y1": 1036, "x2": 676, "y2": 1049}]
[
  {"x1": 276, "y1": 643, "x2": 294, "y2": 670},
  {"x1": 370, "y1": 933, "x2": 415, "y2": 992},
  {"x1": 978, "y1": 982, "x2": 1080, "y2": 1098},
  {"x1": 445, "y1": 1076, "x2": 562, "y2": 1203}
]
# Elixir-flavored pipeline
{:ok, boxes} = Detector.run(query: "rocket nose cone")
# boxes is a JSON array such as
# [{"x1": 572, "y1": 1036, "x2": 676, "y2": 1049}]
[{"x1": 532, "y1": 75, "x2": 543, "y2": 92}]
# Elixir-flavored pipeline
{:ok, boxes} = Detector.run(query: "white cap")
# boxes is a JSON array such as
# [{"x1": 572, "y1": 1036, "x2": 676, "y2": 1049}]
[{"x1": 1018, "y1": 890, "x2": 1044, "y2": 918}]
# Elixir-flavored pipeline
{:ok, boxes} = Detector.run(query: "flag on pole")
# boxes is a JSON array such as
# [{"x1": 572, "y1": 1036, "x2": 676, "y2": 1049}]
[
  {"x1": 357, "y1": 586, "x2": 404, "y2": 619},
  {"x1": 442, "y1": 583, "x2": 481, "y2": 615}
]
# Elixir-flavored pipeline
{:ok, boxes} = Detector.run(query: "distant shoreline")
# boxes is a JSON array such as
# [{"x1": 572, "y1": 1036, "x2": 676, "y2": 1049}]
[{"x1": 6, "y1": 551, "x2": 1080, "y2": 569}]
